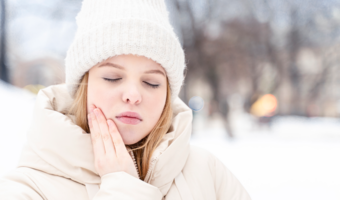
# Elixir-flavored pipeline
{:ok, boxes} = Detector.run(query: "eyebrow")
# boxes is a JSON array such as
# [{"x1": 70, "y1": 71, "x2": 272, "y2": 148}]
[{"x1": 98, "y1": 63, "x2": 165, "y2": 77}]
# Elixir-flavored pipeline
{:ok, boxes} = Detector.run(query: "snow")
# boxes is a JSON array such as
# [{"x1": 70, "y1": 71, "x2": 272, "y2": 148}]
[
  {"x1": 191, "y1": 110, "x2": 340, "y2": 200},
  {"x1": 191, "y1": 135, "x2": 340, "y2": 200},
  {"x1": 1, "y1": 81, "x2": 340, "y2": 200},
  {"x1": 0, "y1": 81, "x2": 36, "y2": 177}
]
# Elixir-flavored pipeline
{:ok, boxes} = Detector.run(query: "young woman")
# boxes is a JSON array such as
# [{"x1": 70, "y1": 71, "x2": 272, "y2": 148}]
[{"x1": 0, "y1": 0, "x2": 251, "y2": 199}]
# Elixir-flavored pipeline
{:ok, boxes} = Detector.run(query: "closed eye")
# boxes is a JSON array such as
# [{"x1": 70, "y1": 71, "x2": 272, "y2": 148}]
[
  {"x1": 103, "y1": 78, "x2": 121, "y2": 83},
  {"x1": 103, "y1": 78, "x2": 159, "y2": 88}
]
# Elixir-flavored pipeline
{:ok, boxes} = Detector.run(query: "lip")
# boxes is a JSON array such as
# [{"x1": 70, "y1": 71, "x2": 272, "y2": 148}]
[{"x1": 116, "y1": 111, "x2": 142, "y2": 125}]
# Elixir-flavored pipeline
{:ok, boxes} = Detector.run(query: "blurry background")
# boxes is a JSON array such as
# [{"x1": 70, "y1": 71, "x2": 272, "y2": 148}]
[{"x1": 1, "y1": 0, "x2": 340, "y2": 199}]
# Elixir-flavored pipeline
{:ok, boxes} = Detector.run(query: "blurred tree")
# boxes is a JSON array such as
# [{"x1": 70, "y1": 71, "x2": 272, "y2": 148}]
[
  {"x1": 172, "y1": 0, "x2": 236, "y2": 137},
  {"x1": 171, "y1": 0, "x2": 340, "y2": 136},
  {"x1": 0, "y1": 0, "x2": 9, "y2": 83},
  {"x1": 6, "y1": 0, "x2": 82, "y2": 88}
]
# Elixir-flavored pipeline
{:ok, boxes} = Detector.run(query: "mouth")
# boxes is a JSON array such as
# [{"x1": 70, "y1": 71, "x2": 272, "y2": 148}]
[
  {"x1": 116, "y1": 116, "x2": 141, "y2": 125},
  {"x1": 116, "y1": 111, "x2": 142, "y2": 125}
]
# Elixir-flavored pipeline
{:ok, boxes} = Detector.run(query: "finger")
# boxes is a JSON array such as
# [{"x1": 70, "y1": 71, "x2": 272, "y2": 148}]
[
  {"x1": 90, "y1": 111, "x2": 106, "y2": 156},
  {"x1": 94, "y1": 108, "x2": 115, "y2": 155},
  {"x1": 88, "y1": 104, "x2": 97, "y2": 132},
  {"x1": 88, "y1": 104, "x2": 97, "y2": 115},
  {"x1": 107, "y1": 119, "x2": 127, "y2": 157},
  {"x1": 88, "y1": 113, "x2": 93, "y2": 130}
]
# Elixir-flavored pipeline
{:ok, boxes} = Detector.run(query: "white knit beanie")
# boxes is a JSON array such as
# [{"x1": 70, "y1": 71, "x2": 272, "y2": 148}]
[{"x1": 65, "y1": 0, "x2": 186, "y2": 103}]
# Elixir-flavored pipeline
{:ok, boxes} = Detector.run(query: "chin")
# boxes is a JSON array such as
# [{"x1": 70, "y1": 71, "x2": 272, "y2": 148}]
[
  {"x1": 120, "y1": 131, "x2": 142, "y2": 145},
  {"x1": 122, "y1": 138, "x2": 141, "y2": 145}
]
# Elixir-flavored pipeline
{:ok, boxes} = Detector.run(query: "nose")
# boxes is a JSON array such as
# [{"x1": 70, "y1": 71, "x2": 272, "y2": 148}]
[{"x1": 122, "y1": 84, "x2": 142, "y2": 105}]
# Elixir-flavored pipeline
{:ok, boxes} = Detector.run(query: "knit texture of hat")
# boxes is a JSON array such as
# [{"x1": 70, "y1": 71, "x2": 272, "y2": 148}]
[{"x1": 65, "y1": 0, "x2": 186, "y2": 103}]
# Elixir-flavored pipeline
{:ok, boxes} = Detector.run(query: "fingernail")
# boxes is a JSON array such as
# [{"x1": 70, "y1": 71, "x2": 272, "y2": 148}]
[
  {"x1": 88, "y1": 114, "x2": 91, "y2": 120},
  {"x1": 94, "y1": 109, "x2": 99, "y2": 116}
]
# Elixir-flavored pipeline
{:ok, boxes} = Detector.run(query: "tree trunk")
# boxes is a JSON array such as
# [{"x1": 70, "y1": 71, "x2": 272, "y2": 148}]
[{"x1": 0, "y1": 0, "x2": 9, "y2": 83}]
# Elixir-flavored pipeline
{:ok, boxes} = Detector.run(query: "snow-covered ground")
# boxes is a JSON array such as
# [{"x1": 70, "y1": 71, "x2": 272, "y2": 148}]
[
  {"x1": 191, "y1": 110, "x2": 340, "y2": 200},
  {"x1": 191, "y1": 135, "x2": 340, "y2": 200},
  {"x1": 0, "y1": 81, "x2": 36, "y2": 177},
  {"x1": 1, "y1": 81, "x2": 340, "y2": 200}
]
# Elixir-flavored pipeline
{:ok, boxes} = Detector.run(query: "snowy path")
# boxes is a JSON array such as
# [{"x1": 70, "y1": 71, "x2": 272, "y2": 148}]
[
  {"x1": 191, "y1": 111, "x2": 340, "y2": 200},
  {"x1": 191, "y1": 135, "x2": 340, "y2": 200}
]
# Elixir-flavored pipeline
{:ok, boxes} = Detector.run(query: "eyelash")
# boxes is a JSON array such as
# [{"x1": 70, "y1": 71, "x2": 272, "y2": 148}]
[{"x1": 103, "y1": 78, "x2": 159, "y2": 88}]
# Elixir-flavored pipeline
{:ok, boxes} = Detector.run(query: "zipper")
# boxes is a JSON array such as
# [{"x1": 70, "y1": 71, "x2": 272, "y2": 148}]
[
  {"x1": 128, "y1": 150, "x2": 140, "y2": 179},
  {"x1": 127, "y1": 147, "x2": 160, "y2": 182}
]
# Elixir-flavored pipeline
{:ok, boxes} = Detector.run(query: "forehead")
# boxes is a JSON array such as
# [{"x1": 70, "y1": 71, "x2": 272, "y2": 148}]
[{"x1": 96, "y1": 54, "x2": 166, "y2": 76}]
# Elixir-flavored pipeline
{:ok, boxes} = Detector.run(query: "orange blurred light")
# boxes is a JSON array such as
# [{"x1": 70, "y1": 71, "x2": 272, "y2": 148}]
[{"x1": 250, "y1": 94, "x2": 278, "y2": 117}]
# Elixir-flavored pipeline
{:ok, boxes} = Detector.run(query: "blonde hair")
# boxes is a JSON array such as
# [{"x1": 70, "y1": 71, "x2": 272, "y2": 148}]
[{"x1": 67, "y1": 71, "x2": 173, "y2": 180}]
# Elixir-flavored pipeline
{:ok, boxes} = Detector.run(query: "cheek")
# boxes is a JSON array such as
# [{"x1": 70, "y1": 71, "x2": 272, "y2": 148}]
[
  {"x1": 87, "y1": 79, "x2": 118, "y2": 113},
  {"x1": 88, "y1": 82, "x2": 103, "y2": 105},
  {"x1": 145, "y1": 91, "x2": 167, "y2": 124}
]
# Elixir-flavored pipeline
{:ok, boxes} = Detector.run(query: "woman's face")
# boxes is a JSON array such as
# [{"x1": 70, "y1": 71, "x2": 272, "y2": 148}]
[{"x1": 87, "y1": 54, "x2": 167, "y2": 145}]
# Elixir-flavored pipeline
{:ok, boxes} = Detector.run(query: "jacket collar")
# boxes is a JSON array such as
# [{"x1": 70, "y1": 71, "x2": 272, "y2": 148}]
[{"x1": 18, "y1": 83, "x2": 193, "y2": 195}]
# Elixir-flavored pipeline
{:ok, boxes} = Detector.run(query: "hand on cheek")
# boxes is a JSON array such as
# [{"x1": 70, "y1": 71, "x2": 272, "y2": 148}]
[{"x1": 87, "y1": 104, "x2": 139, "y2": 179}]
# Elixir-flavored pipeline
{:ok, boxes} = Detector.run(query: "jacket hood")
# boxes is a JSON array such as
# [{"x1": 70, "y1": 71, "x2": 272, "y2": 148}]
[{"x1": 17, "y1": 83, "x2": 193, "y2": 195}]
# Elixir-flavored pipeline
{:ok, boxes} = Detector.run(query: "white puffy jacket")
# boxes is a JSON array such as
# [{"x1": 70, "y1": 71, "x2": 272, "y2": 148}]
[{"x1": 0, "y1": 83, "x2": 251, "y2": 200}]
